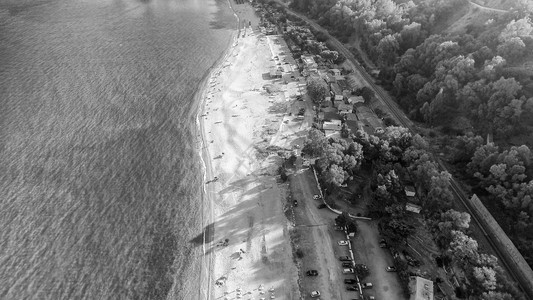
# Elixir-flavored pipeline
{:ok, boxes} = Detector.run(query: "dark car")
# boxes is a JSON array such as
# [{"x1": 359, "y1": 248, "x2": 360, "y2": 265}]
[
  {"x1": 346, "y1": 285, "x2": 358, "y2": 291},
  {"x1": 386, "y1": 266, "x2": 397, "y2": 272},
  {"x1": 342, "y1": 262, "x2": 353, "y2": 268},
  {"x1": 339, "y1": 256, "x2": 351, "y2": 261},
  {"x1": 379, "y1": 239, "x2": 388, "y2": 248},
  {"x1": 344, "y1": 279, "x2": 356, "y2": 284},
  {"x1": 306, "y1": 270, "x2": 319, "y2": 276},
  {"x1": 317, "y1": 203, "x2": 327, "y2": 209},
  {"x1": 362, "y1": 282, "x2": 373, "y2": 289}
]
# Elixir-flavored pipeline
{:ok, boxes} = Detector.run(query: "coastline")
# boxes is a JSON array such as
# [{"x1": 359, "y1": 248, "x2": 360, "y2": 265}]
[
  {"x1": 196, "y1": 1, "x2": 303, "y2": 299},
  {"x1": 196, "y1": 20, "x2": 239, "y2": 300},
  {"x1": 196, "y1": 1, "x2": 241, "y2": 299}
]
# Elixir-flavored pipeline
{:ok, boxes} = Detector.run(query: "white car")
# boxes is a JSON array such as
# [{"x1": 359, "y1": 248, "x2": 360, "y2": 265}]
[
  {"x1": 310, "y1": 290, "x2": 321, "y2": 297},
  {"x1": 338, "y1": 240, "x2": 349, "y2": 246},
  {"x1": 362, "y1": 282, "x2": 373, "y2": 289},
  {"x1": 313, "y1": 194, "x2": 321, "y2": 200},
  {"x1": 342, "y1": 268, "x2": 355, "y2": 274}
]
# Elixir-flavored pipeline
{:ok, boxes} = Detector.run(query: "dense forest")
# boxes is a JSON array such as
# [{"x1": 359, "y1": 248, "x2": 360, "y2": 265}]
[
  {"x1": 284, "y1": 0, "x2": 533, "y2": 293},
  {"x1": 289, "y1": 0, "x2": 533, "y2": 137}
]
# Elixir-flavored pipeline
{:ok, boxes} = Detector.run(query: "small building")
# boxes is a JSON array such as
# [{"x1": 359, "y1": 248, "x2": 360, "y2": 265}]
[
  {"x1": 270, "y1": 67, "x2": 282, "y2": 78},
  {"x1": 323, "y1": 111, "x2": 341, "y2": 122},
  {"x1": 405, "y1": 186, "x2": 416, "y2": 197},
  {"x1": 348, "y1": 95, "x2": 365, "y2": 104},
  {"x1": 322, "y1": 107, "x2": 337, "y2": 113},
  {"x1": 345, "y1": 113, "x2": 358, "y2": 121},
  {"x1": 333, "y1": 99, "x2": 344, "y2": 108},
  {"x1": 338, "y1": 103, "x2": 352, "y2": 115},
  {"x1": 301, "y1": 55, "x2": 318, "y2": 72},
  {"x1": 330, "y1": 82, "x2": 343, "y2": 96},
  {"x1": 409, "y1": 276, "x2": 433, "y2": 300},
  {"x1": 322, "y1": 120, "x2": 342, "y2": 131},
  {"x1": 331, "y1": 68, "x2": 341, "y2": 76},
  {"x1": 337, "y1": 79, "x2": 350, "y2": 92},
  {"x1": 406, "y1": 203, "x2": 422, "y2": 214}
]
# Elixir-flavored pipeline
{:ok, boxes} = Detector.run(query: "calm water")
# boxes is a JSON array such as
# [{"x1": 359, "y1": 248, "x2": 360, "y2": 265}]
[{"x1": 0, "y1": 0, "x2": 235, "y2": 299}]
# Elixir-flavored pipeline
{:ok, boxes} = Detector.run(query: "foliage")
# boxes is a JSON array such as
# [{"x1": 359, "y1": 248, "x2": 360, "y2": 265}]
[
  {"x1": 307, "y1": 77, "x2": 329, "y2": 106},
  {"x1": 448, "y1": 230, "x2": 479, "y2": 267},
  {"x1": 354, "y1": 264, "x2": 369, "y2": 278},
  {"x1": 335, "y1": 212, "x2": 358, "y2": 234}
]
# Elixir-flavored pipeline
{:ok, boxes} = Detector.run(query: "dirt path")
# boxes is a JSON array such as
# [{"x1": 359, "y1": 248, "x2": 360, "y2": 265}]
[{"x1": 469, "y1": 0, "x2": 509, "y2": 13}]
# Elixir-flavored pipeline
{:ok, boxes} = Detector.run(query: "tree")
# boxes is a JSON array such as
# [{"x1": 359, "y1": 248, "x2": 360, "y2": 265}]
[
  {"x1": 307, "y1": 77, "x2": 329, "y2": 105},
  {"x1": 480, "y1": 291, "x2": 514, "y2": 300},
  {"x1": 377, "y1": 34, "x2": 400, "y2": 67},
  {"x1": 426, "y1": 171, "x2": 454, "y2": 211},
  {"x1": 320, "y1": 50, "x2": 339, "y2": 63},
  {"x1": 354, "y1": 264, "x2": 370, "y2": 278},
  {"x1": 325, "y1": 164, "x2": 346, "y2": 186},
  {"x1": 302, "y1": 128, "x2": 328, "y2": 156},
  {"x1": 341, "y1": 123, "x2": 350, "y2": 138},
  {"x1": 468, "y1": 143, "x2": 500, "y2": 177},
  {"x1": 439, "y1": 209, "x2": 471, "y2": 232},
  {"x1": 335, "y1": 212, "x2": 357, "y2": 233},
  {"x1": 448, "y1": 230, "x2": 479, "y2": 266},
  {"x1": 399, "y1": 22, "x2": 423, "y2": 51},
  {"x1": 451, "y1": 134, "x2": 484, "y2": 164},
  {"x1": 499, "y1": 17, "x2": 533, "y2": 42},
  {"x1": 472, "y1": 266, "x2": 497, "y2": 293},
  {"x1": 497, "y1": 37, "x2": 526, "y2": 62},
  {"x1": 358, "y1": 86, "x2": 375, "y2": 103}
]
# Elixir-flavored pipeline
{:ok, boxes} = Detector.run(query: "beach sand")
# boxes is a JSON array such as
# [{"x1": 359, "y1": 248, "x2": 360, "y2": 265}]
[{"x1": 197, "y1": 4, "x2": 304, "y2": 300}]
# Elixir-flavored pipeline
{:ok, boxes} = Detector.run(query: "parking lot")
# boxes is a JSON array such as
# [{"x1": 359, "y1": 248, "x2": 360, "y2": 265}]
[
  {"x1": 351, "y1": 221, "x2": 405, "y2": 300},
  {"x1": 290, "y1": 166, "x2": 405, "y2": 300}
]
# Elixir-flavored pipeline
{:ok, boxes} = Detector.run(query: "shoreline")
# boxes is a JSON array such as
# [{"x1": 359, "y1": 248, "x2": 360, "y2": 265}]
[
  {"x1": 196, "y1": 0, "x2": 241, "y2": 299},
  {"x1": 195, "y1": 2, "x2": 303, "y2": 299}
]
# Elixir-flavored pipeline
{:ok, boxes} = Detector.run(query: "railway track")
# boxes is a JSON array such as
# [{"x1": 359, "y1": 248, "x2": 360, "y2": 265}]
[{"x1": 276, "y1": 3, "x2": 531, "y2": 298}]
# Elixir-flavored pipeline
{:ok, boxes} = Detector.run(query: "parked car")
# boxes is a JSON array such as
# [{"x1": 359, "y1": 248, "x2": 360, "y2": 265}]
[
  {"x1": 343, "y1": 268, "x2": 355, "y2": 274},
  {"x1": 306, "y1": 270, "x2": 318, "y2": 276},
  {"x1": 339, "y1": 256, "x2": 351, "y2": 261},
  {"x1": 310, "y1": 290, "x2": 321, "y2": 298},
  {"x1": 342, "y1": 262, "x2": 353, "y2": 268},
  {"x1": 386, "y1": 266, "x2": 397, "y2": 272},
  {"x1": 293, "y1": 200, "x2": 298, "y2": 207},
  {"x1": 334, "y1": 225, "x2": 344, "y2": 231},
  {"x1": 362, "y1": 283, "x2": 373, "y2": 289},
  {"x1": 313, "y1": 194, "x2": 321, "y2": 200},
  {"x1": 317, "y1": 203, "x2": 327, "y2": 209},
  {"x1": 346, "y1": 285, "x2": 358, "y2": 291},
  {"x1": 344, "y1": 279, "x2": 356, "y2": 284},
  {"x1": 338, "y1": 240, "x2": 349, "y2": 246},
  {"x1": 379, "y1": 239, "x2": 387, "y2": 248}
]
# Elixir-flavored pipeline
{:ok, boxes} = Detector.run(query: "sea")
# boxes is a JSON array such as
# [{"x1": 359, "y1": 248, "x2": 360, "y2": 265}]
[{"x1": 0, "y1": 0, "x2": 236, "y2": 299}]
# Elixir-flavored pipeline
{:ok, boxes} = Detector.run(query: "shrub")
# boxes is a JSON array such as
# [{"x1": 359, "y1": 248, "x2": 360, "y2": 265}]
[
  {"x1": 384, "y1": 117, "x2": 398, "y2": 126},
  {"x1": 295, "y1": 248, "x2": 304, "y2": 258}
]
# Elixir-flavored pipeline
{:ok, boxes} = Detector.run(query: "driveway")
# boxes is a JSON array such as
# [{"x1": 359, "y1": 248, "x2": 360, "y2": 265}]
[{"x1": 353, "y1": 220, "x2": 406, "y2": 300}]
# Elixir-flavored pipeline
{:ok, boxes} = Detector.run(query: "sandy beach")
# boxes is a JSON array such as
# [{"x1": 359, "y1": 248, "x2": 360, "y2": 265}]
[{"x1": 196, "y1": 3, "x2": 305, "y2": 299}]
